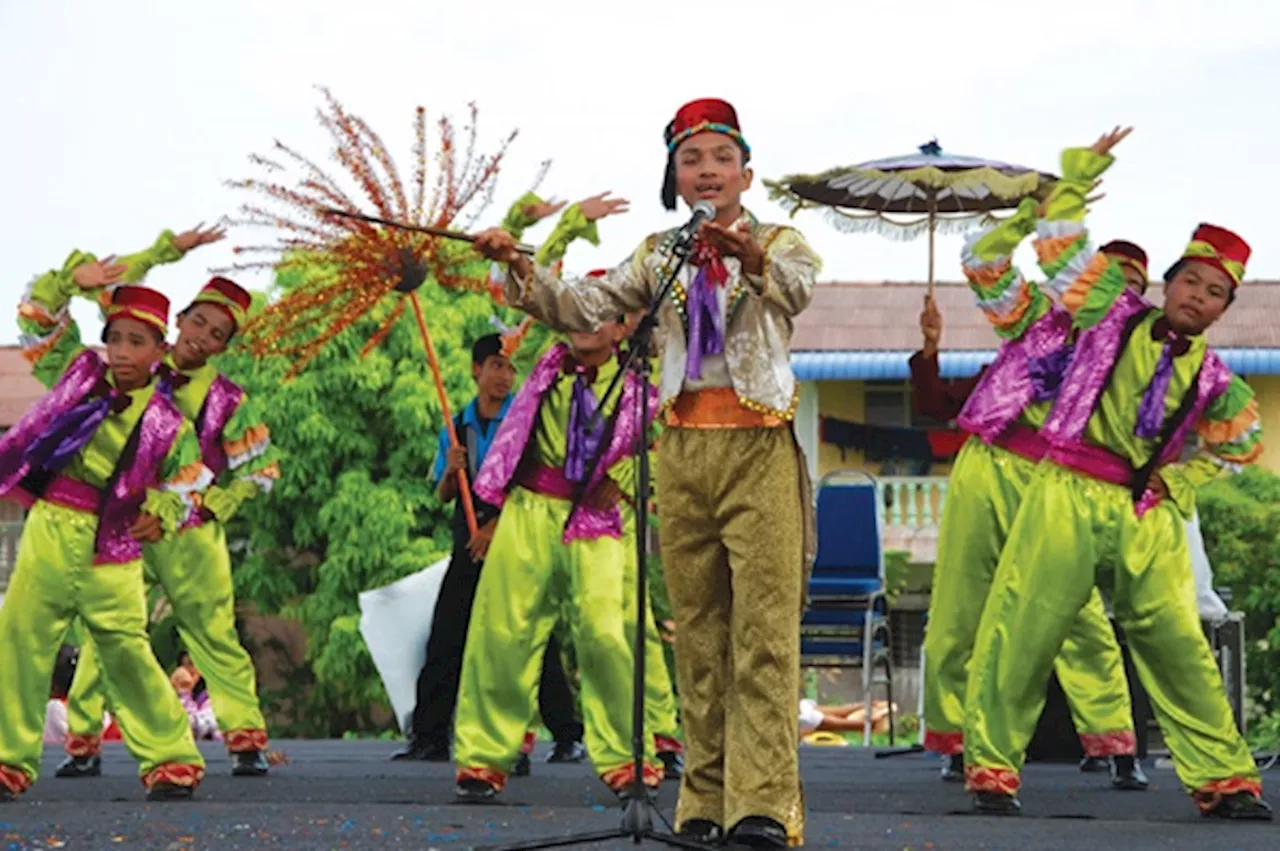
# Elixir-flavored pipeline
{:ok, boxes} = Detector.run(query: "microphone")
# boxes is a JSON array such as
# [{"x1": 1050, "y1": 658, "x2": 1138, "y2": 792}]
[{"x1": 672, "y1": 200, "x2": 716, "y2": 252}]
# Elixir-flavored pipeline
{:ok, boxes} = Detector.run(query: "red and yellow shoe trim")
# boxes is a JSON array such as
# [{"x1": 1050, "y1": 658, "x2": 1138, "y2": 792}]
[
  {"x1": 225, "y1": 728, "x2": 270, "y2": 754},
  {"x1": 1078, "y1": 730, "x2": 1137, "y2": 758},
  {"x1": 965, "y1": 764, "x2": 1021, "y2": 795},
  {"x1": 65, "y1": 733, "x2": 102, "y2": 758},
  {"x1": 654, "y1": 735, "x2": 683, "y2": 755},
  {"x1": 600, "y1": 761, "x2": 664, "y2": 792},
  {"x1": 1192, "y1": 777, "x2": 1264, "y2": 813},
  {"x1": 457, "y1": 765, "x2": 507, "y2": 793},
  {"x1": 0, "y1": 764, "x2": 31, "y2": 796},
  {"x1": 141, "y1": 762, "x2": 205, "y2": 790},
  {"x1": 924, "y1": 729, "x2": 964, "y2": 755}
]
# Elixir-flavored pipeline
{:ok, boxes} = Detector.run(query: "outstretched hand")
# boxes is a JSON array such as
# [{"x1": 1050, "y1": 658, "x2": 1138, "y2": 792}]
[
  {"x1": 1091, "y1": 126, "x2": 1133, "y2": 157},
  {"x1": 699, "y1": 221, "x2": 764, "y2": 276},
  {"x1": 129, "y1": 513, "x2": 164, "y2": 543},
  {"x1": 73, "y1": 256, "x2": 129, "y2": 289},
  {"x1": 523, "y1": 198, "x2": 568, "y2": 222},
  {"x1": 173, "y1": 222, "x2": 226, "y2": 253},
  {"x1": 578, "y1": 191, "x2": 630, "y2": 222}
]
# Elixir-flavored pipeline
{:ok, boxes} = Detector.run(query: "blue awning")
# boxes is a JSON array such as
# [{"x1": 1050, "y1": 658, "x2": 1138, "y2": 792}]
[{"x1": 791, "y1": 349, "x2": 1280, "y2": 381}]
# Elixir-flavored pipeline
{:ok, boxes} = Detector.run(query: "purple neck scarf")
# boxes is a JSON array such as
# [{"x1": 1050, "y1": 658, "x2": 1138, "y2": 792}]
[
  {"x1": 564, "y1": 365, "x2": 604, "y2": 483},
  {"x1": 1135, "y1": 316, "x2": 1193, "y2": 440},
  {"x1": 21, "y1": 377, "x2": 131, "y2": 475}
]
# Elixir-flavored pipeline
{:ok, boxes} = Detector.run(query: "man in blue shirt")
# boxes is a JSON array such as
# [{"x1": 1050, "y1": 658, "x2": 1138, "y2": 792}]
[{"x1": 393, "y1": 335, "x2": 585, "y2": 771}]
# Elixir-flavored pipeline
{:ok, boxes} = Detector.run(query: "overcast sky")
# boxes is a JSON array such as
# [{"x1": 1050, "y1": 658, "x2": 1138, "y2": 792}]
[{"x1": 3, "y1": 0, "x2": 1279, "y2": 344}]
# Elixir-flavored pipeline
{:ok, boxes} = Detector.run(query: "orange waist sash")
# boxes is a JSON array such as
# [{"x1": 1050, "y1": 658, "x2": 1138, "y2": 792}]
[{"x1": 665, "y1": 388, "x2": 785, "y2": 430}]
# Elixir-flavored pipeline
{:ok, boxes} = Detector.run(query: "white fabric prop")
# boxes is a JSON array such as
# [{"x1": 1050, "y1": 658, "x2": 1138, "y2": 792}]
[
  {"x1": 359, "y1": 559, "x2": 450, "y2": 735},
  {"x1": 1186, "y1": 511, "x2": 1229, "y2": 623}
]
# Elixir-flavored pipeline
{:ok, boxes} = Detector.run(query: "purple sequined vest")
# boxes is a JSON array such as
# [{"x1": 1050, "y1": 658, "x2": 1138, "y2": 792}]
[
  {"x1": 171, "y1": 372, "x2": 244, "y2": 531},
  {"x1": 957, "y1": 306, "x2": 1073, "y2": 443},
  {"x1": 0, "y1": 350, "x2": 188, "y2": 564}
]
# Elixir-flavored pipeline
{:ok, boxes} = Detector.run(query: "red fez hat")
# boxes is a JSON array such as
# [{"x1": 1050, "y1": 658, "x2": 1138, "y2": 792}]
[
  {"x1": 1164, "y1": 223, "x2": 1250, "y2": 288},
  {"x1": 1099, "y1": 239, "x2": 1149, "y2": 288},
  {"x1": 665, "y1": 99, "x2": 750, "y2": 158},
  {"x1": 662, "y1": 98, "x2": 750, "y2": 212},
  {"x1": 189, "y1": 276, "x2": 252, "y2": 329},
  {"x1": 104, "y1": 285, "x2": 170, "y2": 338}
]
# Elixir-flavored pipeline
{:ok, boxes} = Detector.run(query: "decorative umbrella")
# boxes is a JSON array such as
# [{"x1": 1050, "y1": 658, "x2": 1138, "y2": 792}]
[
  {"x1": 766, "y1": 140, "x2": 1056, "y2": 295},
  {"x1": 219, "y1": 86, "x2": 547, "y2": 537}
]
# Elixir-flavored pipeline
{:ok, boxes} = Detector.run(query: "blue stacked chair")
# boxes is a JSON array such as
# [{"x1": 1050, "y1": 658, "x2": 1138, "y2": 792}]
[{"x1": 801, "y1": 469, "x2": 895, "y2": 746}]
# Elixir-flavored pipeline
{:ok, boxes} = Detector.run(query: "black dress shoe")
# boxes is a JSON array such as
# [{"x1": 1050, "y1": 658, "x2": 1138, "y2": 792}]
[
  {"x1": 727, "y1": 815, "x2": 788, "y2": 848},
  {"x1": 0, "y1": 787, "x2": 15, "y2": 803},
  {"x1": 973, "y1": 791, "x2": 1021, "y2": 815},
  {"x1": 512, "y1": 752, "x2": 531, "y2": 777},
  {"x1": 232, "y1": 750, "x2": 270, "y2": 777},
  {"x1": 658, "y1": 749, "x2": 684, "y2": 780},
  {"x1": 1079, "y1": 756, "x2": 1108, "y2": 773},
  {"x1": 940, "y1": 753, "x2": 963, "y2": 783},
  {"x1": 146, "y1": 782, "x2": 195, "y2": 801},
  {"x1": 390, "y1": 740, "x2": 450, "y2": 762},
  {"x1": 455, "y1": 778, "x2": 498, "y2": 802},
  {"x1": 676, "y1": 818, "x2": 723, "y2": 843},
  {"x1": 1202, "y1": 792, "x2": 1274, "y2": 821},
  {"x1": 546, "y1": 741, "x2": 586, "y2": 763},
  {"x1": 55, "y1": 755, "x2": 101, "y2": 778},
  {"x1": 1110, "y1": 755, "x2": 1148, "y2": 791}
]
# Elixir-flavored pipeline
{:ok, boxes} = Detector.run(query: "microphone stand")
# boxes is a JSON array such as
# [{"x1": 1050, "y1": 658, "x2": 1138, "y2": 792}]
[{"x1": 483, "y1": 237, "x2": 712, "y2": 851}]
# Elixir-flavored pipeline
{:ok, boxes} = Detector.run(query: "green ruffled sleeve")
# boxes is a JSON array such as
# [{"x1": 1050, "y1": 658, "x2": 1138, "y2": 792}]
[
  {"x1": 960, "y1": 197, "x2": 1048, "y2": 340},
  {"x1": 500, "y1": 192, "x2": 547, "y2": 242},
  {"x1": 146, "y1": 422, "x2": 213, "y2": 534},
  {"x1": 18, "y1": 249, "x2": 93, "y2": 387},
  {"x1": 1031, "y1": 148, "x2": 1128, "y2": 329},
  {"x1": 1161, "y1": 376, "x2": 1263, "y2": 517},
  {"x1": 116, "y1": 230, "x2": 184, "y2": 284},
  {"x1": 535, "y1": 203, "x2": 600, "y2": 267},
  {"x1": 205, "y1": 392, "x2": 281, "y2": 522}
]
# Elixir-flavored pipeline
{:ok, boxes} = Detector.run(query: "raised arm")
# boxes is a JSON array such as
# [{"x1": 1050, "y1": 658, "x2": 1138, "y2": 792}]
[
  {"x1": 1160, "y1": 376, "x2": 1264, "y2": 516},
  {"x1": 496, "y1": 232, "x2": 656, "y2": 333},
  {"x1": 960, "y1": 197, "x2": 1048, "y2": 341},
  {"x1": 18, "y1": 249, "x2": 98, "y2": 387},
  {"x1": 1032, "y1": 130, "x2": 1134, "y2": 328},
  {"x1": 534, "y1": 202, "x2": 600, "y2": 268},
  {"x1": 200, "y1": 393, "x2": 282, "y2": 523}
]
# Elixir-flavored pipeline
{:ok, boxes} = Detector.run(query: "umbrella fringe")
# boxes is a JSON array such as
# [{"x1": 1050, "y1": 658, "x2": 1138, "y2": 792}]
[
  {"x1": 772, "y1": 164, "x2": 1046, "y2": 201},
  {"x1": 814, "y1": 207, "x2": 1001, "y2": 242}
]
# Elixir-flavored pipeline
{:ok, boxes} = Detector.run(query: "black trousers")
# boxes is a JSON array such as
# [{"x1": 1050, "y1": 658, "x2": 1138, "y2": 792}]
[{"x1": 409, "y1": 546, "x2": 584, "y2": 748}]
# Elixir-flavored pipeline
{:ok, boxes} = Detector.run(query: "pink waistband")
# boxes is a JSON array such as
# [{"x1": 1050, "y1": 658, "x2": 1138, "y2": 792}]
[
  {"x1": 43, "y1": 475, "x2": 102, "y2": 513},
  {"x1": 518, "y1": 463, "x2": 578, "y2": 501},
  {"x1": 1046, "y1": 441, "x2": 1134, "y2": 489},
  {"x1": 991, "y1": 423, "x2": 1049, "y2": 463}
]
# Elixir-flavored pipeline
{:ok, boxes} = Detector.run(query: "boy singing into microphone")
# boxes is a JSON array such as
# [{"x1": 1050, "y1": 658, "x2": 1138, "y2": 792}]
[{"x1": 474, "y1": 98, "x2": 819, "y2": 848}]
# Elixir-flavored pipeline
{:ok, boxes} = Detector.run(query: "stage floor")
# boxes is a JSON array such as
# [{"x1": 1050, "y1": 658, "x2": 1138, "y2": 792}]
[{"x1": 2, "y1": 740, "x2": 1275, "y2": 849}]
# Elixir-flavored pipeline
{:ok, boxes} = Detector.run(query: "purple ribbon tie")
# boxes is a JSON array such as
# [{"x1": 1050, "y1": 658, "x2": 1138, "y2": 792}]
[
  {"x1": 564, "y1": 373, "x2": 604, "y2": 483},
  {"x1": 684, "y1": 266, "x2": 725, "y2": 381}
]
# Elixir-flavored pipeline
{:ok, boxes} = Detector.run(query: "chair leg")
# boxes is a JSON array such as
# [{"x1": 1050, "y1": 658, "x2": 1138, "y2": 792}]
[
  {"x1": 882, "y1": 654, "x2": 896, "y2": 746},
  {"x1": 861, "y1": 615, "x2": 874, "y2": 747}
]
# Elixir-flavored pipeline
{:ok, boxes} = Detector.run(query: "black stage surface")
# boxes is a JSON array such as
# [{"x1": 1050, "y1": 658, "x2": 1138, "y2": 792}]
[{"x1": 0, "y1": 740, "x2": 1275, "y2": 849}]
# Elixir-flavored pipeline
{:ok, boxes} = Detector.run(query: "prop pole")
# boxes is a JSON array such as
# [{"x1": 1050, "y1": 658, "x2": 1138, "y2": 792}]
[
  {"x1": 408, "y1": 291, "x2": 479, "y2": 538},
  {"x1": 927, "y1": 194, "x2": 938, "y2": 299},
  {"x1": 320, "y1": 207, "x2": 536, "y2": 255}
]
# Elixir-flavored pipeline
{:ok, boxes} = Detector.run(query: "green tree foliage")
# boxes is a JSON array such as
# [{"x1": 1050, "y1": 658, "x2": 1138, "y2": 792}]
[
  {"x1": 214, "y1": 260, "x2": 554, "y2": 735},
  {"x1": 1198, "y1": 466, "x2": 1280, "y2": 736}
]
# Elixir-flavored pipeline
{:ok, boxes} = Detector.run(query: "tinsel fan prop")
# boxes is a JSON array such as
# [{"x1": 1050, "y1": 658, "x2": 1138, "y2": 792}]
[
  {"x1": 219, "y1": 87, "x2": 548, "y2": 536},
  {"x1": 766, "y1": 140, "x2": 1056, "y2": 296}
]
